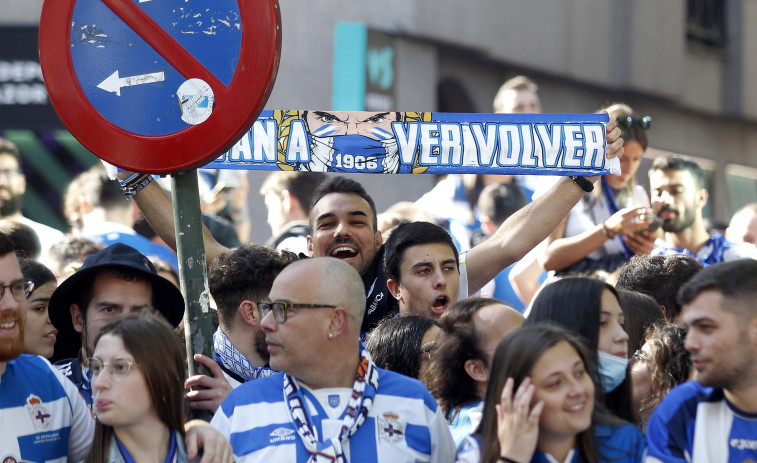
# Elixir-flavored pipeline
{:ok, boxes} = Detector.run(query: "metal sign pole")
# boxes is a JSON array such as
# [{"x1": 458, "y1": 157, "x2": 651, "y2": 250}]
[{"x1": 171, "y1": 169, "x2": 214, "y2": 421}]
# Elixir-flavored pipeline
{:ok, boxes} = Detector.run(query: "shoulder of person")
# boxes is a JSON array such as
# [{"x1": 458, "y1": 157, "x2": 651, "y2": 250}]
[{"x1": 375, "y1": 368, "x2": 440, "y2": 411}]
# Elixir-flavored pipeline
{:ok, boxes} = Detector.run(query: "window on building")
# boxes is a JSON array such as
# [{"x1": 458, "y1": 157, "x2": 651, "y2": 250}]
[
  {"x1": 687, "y1": 0, "x2": 727, "y2": 48},
  {"x1": 725, "y1": 164, "x2": 757, "y2": 218}
]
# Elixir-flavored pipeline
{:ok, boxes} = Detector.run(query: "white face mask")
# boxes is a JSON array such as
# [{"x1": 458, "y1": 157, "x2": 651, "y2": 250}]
[{"x1": 598, "y1": 351, "x2": 629, "y2": 392}]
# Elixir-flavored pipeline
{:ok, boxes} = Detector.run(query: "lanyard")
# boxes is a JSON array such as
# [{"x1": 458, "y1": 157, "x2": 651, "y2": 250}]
[{"x1": 601, "y1": 177, "x2": 633, "y2": 259}]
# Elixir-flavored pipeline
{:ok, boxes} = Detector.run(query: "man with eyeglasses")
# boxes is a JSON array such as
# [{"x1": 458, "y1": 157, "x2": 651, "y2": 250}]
[
  {"x1": 0, "y1": 137, "x2": 64, "y2": 261},
  {"x1": 649, "y1": 156, "x2": 757, "y2": 265},
  {"x1": 48, "y1": 242, "x2": 185, "y2": 406},
  {"x1": 212, "y1": 257, "x2": 456, "y2": 462},
  {"x1": 0, "y1": 232, "x2": 94, "y2": 461}
]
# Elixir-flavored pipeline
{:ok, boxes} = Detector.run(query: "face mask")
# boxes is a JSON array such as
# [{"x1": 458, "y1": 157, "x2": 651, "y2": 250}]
[{"x1": 597, "y1": 351, "x2": 629, "y2": 393}]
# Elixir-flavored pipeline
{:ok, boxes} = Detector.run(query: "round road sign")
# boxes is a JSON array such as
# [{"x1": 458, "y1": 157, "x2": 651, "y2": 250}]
[{"x1": 39, "y1": 0, "x2": 281, "y2": 174}]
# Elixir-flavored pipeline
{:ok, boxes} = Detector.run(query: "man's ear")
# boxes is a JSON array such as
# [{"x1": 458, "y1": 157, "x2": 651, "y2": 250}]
[
  {"x1": 696, "y1": 188, "x2": 709, "y2": 208},
  {"x1": 464, "y1": 359, "x2": 489, "y2": 383},
  {"x1": 479, "y1": 217, "x2": 496, "y2": 237},
  {"x1": 328, "y1": 307, "x2": 349, "y2": 337},
  {"x1": 387, "y1": 278, "x2": 402, "y2": 301},
  {"x1": 70, "y1": 304, "x2": 84, "y2": 334},
  {"x1": 307, "y1": 235, "x2": 313, "y2": 256},
  {"x1": 238, "y1": 300, "x2": 258, "y2": 327},
  {"x1": 281, "y1": 190, "x2": 294, "y2": 214},
  {"x1": 374, "y1": 229, "x2": 383, "y2": 248}
]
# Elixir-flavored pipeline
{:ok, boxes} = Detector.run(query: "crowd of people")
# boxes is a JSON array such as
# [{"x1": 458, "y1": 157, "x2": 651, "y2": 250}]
[{"x1": 2, "y1": 75, "x2": 757, "y2": 462}]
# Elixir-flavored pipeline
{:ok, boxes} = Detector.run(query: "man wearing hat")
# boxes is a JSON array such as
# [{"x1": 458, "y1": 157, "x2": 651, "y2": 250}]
[{"x1": 49, "y1": 242, "x2": 184, "y2": 405}]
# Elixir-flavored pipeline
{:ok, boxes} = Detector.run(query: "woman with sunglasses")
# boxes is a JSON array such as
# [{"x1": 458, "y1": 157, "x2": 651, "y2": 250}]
[
  {"x1": 456, "y1": 324, "x2": 645, "y2": 463},
  {"x1": 87, "y1": 313, "x2": 232, "y2": 462},
  {"x1": 540, "y1": 103, "x2": 656, "y2": 277}
]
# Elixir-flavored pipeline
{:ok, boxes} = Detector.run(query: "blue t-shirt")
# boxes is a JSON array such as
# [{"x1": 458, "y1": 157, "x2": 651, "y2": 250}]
[{"x1": 647, "y1": 380, "x2": 757, "y2": 462}]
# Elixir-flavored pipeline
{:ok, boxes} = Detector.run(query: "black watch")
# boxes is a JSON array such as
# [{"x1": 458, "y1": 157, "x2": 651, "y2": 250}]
[{"x1": 570, "y1": 176, "x2": 594, "y2": 193}]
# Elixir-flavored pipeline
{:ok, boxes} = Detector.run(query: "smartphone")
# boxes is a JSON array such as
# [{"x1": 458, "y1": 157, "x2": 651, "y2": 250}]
[{"x1": 642, "y1": 214, "x2": 663, "y2": 233}]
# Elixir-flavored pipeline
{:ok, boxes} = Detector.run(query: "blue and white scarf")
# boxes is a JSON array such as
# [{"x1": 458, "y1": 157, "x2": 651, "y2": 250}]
[
  {"x1": 213, "y1": 327, "x2": 275, "y2": 382},
  {"x1": 284, "y1": 347, "x2": 380, "y2": 463}
]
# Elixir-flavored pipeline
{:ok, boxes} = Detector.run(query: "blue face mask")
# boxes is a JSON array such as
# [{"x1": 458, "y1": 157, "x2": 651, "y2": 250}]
[{"x1": 597, "y1": 351, "x2": 629, "y2": 393}]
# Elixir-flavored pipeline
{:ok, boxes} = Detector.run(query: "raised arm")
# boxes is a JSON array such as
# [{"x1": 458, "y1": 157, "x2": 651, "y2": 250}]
[
  {"x1": 128, "y1": 175, "x2": 231, "y2": 267},
  {"x1": 540, "y1": 204, "x2": 652, "y2": 271},
  {"x1": 465, "y1": 120, "x2": 624, "y2": 294}
]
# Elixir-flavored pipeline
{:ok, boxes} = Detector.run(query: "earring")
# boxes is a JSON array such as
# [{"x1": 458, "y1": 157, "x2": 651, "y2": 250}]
[{"x1": 328, "y1": 333, "x2": 333, "y2": 339}]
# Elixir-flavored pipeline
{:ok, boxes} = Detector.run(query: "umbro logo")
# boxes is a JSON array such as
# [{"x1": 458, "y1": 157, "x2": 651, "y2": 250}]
[{"x1": 269, "y1": 427, "x2": 296, "y2": 443}]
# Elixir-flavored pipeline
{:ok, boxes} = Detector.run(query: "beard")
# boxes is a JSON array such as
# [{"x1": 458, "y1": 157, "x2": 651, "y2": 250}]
[
  {"x1": 660, "y1": 202, "x2": 697, "y2": 233},
  {"x1": 0, "y1": 194, "x2": 22, "y2": 217},
  {"x1": 253, "y1": 330, "x2": 270, "y2": 364},
  {"x1": 0, "y1": 313, "x2": 24, "y2": 362}
]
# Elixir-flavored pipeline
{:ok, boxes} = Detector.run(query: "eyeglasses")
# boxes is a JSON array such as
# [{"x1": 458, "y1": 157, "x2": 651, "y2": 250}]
[
  {"x1": 0, "y1": 280, "x2": 34, "y2": 301},
  {"x1": 89, "y1": 357, "x2": 140, "y2": 381},
  {"x1": 258, "y1": 301, "x2": 337, "y2": 323},
  {"x1": 632, "y1": 349, "x2": 649, "y2": 365},
  {"x1": 420, "y1": 340, "x2": 436, "y2": 361},
  {"x1": 0, "y1": 168, "x2": 21, "y2": 179},
  {"x1": 617, "y1": 115, "x2": 652, "y2": 130}
]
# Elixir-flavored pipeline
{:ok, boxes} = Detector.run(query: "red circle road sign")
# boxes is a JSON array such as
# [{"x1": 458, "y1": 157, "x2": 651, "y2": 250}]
[{"x1": 39, "y1": 0, "x2": 281, "y2": 174}]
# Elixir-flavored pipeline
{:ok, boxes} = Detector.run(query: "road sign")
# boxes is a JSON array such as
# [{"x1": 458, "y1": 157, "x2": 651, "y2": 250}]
[{"x1": 39, "y1": 0, "x2": 281, "y2": 174}]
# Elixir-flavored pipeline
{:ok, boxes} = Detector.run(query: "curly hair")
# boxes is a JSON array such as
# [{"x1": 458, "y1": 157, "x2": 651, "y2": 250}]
[
  {"x1": 638, "y1": 322, "x2": 692, "y2": 417},
  {"x1": 421, "y1": 298, "x2": 502, "y2": 418},
  {"x1": 208, "y1": 244, "x2": 289, "y2": 329}
]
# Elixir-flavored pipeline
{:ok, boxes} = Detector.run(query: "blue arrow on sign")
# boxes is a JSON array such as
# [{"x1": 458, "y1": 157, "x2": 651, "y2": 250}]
[{"x1": 69, "y1": 0, "x2": 242, "y2": 136}]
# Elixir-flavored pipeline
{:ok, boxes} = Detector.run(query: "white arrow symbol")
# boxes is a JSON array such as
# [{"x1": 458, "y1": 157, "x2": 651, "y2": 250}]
[
  {"x1": 97, "y1": 70, "x2": 165, "y2": 96},
  {"x1": 139, "y1": 0, "x2": 152, "y2": 3}
]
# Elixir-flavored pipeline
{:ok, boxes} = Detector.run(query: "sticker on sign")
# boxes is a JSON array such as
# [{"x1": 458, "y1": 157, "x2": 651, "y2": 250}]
[
  {"x1": 177, "y1": 78, "x2": 214, "y2": 125},
  {"x1": 39, "y1": 0, "x2": 281, "y2": 174}
]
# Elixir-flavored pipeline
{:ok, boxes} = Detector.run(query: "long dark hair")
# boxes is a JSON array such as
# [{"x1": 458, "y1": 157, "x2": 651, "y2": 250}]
[
  {"x1": 616, "y1": 288, "x2": 664, "y2": 354},
  {"x1": 365, "y1": 315, "x2": 439, "y2": 379},
  {"x1": 87, "y1": 314, "x2": 186, "y2": 462},
  {"x1": 526, "y1": 277, "x2": 636, "y2": 422},
  {"x1": 476, "y1": 325, "x2": 603, "y2": 463}
]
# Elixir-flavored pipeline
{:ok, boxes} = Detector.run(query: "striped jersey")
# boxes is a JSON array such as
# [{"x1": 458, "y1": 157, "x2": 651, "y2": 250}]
[
  {"x1": 647, "y1": 380, "x2": 757, "y2": 462},
  {"x1": 0, "y1": 354, "x2": 95, "y2": 462},
  {"x1": 212, "y1": 370, "x2": 456, "y2": 462}
]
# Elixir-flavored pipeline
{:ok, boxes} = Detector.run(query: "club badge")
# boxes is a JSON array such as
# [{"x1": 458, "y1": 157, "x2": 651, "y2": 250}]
[
  {"x1": 25, "y1": 394, "x2": 52, "y2": 432},
  {"x1": 378, "y1": 411, "x2": 404, "y2": 443}
]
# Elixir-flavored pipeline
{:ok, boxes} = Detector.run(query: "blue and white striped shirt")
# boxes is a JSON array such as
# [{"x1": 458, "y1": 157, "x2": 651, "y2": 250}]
[
  {"x1": 212, "y1": 370, "x2": 456, "y2": 462},
  {"x1": 0, "y1": 354, "x2": 95, "y2": 462}
]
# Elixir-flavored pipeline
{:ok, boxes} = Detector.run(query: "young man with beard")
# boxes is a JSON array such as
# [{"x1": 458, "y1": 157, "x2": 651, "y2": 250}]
[
  {"x1": 0, "y1": 233, "x2": 94, "y2": 461},
  {"x1": 647, "y1": 259, "x2": 757, "y2": 462},
  {"x1": 649, "y1": 156, "x2": 757, "y2": 265},
  {"x1": 48, "y1": 243, "x2": 185, "y2": 405},
  {"x1": 185, "y1": 244, "x2": 292, "y2": 413},
  {"x1": 126, "y1": 120, "x2": 625, "y2": 332},
  {"x1": 0, "y1": 137, "x2": 63, "y2": 260}
]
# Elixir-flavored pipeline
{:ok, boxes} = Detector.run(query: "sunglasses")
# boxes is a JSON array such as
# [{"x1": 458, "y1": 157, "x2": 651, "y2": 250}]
[{"x1": 617, "y1": 115, "x2": 652, "y2": 130}]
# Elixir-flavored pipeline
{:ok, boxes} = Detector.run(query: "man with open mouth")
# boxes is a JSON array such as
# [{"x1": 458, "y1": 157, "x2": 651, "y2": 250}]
[{"x1": 126, "y1": 119, "x2": 625, "y2": 332}]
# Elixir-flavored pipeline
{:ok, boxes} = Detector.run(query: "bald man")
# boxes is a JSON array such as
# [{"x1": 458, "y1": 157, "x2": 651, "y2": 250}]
[{"x1": 211, "y1": 257, "x2": 455, "y2": 462}]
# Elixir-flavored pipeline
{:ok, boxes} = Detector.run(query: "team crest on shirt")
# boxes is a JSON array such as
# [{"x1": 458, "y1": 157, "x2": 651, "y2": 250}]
[
  {"x1": 378, "y1": 411, "x2": 404, "y2": 443},
  {"x1": 25, "y1": 394, "x2": 52, "y2": 431},
  {"x1": 328, "y1": 394, "x2": 340, "y2": 408}
]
